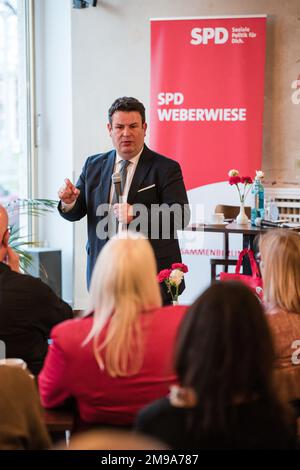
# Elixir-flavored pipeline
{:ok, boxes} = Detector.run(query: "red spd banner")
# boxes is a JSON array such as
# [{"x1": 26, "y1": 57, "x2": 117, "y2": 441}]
[{"x1": 150, "y1": 16, "x2": 266, "y2": 191}]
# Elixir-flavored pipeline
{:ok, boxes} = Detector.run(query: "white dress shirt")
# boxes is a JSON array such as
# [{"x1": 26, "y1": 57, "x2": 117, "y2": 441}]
[{"x1": 109, "y1": 147, "x2": 143, "y2": 203}]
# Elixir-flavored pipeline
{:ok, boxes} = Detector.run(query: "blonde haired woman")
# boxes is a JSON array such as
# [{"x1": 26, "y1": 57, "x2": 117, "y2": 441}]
[
  {"x1": 259, "y1": 229, "x2": 300, "y2": 408},
  {"x1": 39, "y1": 232, "x2": 187, "y2": 426}
]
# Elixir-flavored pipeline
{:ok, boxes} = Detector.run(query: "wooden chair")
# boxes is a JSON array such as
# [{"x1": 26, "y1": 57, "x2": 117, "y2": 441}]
[
  {"x1": 210, "y1": 204, "x2": 251, "y2": 282},
  {"x1": 215, "y1": 204, "x2": 251, "y2": 220},
  {"x1": 43, "y1": 408, "x2": 75, "y2": 447}
]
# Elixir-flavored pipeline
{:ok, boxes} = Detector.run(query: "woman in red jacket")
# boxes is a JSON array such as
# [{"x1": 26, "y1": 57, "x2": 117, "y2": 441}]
[{"x1": 38, "y1": 232, "x2": 187, "y2": 426}]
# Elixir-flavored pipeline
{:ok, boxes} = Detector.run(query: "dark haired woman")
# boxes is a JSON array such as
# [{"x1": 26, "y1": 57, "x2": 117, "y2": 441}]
[{"x1": 135, "y1": 282, "x2": 297, "y2": 449}]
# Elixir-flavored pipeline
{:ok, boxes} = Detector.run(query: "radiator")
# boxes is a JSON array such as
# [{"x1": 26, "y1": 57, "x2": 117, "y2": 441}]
[{"x1": 265, "y1": 188, "x2": 300, "y2": 222}]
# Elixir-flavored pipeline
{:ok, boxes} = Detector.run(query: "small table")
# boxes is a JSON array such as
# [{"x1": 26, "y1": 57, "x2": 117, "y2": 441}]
[
  {"x1": 186, "y1": 221, "x2": 268, "y2": 252},
  {"x1": 185, "y1": 222, "x2": 272, "y2": 275},
  {"x1": 43, "y1": 408, "x2": 75, "y2": 433},
  {"x1": 43, "y1": 407, "x2": 75, "y2": 446}
]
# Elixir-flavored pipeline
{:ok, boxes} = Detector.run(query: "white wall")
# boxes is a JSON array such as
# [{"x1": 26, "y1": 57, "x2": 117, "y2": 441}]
[{"x1": 35, "y1": 0, "x2": 73, "y2": 305}]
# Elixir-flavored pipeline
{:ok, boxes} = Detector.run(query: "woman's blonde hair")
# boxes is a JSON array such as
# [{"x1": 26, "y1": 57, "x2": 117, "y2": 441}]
[
  {"x1": 84, "y1": 231, "x2": 162, "y2": 377},
  {"x1": 259, "y1": 229, "x2": 300, "y2": 313}
]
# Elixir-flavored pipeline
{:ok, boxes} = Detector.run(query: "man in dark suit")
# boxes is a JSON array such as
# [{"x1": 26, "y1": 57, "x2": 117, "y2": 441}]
[
  {"x1": 0, "y1": 205, "x2": 73, "y2": 374},
  {"x1": 58, "y1": 97, "x2": 190, "y2": 303}
]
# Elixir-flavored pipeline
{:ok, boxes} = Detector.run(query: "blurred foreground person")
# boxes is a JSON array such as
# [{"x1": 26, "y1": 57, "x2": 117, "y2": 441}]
[
  {"x1": 0, "y1": 205, "x2": 73, "y2": 374},
  {"x1": 136, "y1": 282, "x2": 297, "y2": 449},
  {"x1": 56, "y1": 429, "x2": 167, "y2": 450},
  {"x1": 39, "y1": 232, "x2": 187, "y2": 426},
  {"x1": 0, "y1": 366, "x2": 50, "y2": 449}
]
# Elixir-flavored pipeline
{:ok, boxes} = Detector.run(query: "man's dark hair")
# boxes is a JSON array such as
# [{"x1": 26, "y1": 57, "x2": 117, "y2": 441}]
[{"x1": 108, "y1": 97, "x2": 146, "y2": 125}]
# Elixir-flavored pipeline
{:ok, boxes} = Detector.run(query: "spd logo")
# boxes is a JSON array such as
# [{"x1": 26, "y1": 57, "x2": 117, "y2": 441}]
[{"x1": 190, "y1": 27, "x2": 229, "y2": 45}]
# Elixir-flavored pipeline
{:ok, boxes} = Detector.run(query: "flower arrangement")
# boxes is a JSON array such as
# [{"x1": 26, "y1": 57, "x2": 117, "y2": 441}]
[
  {"x1": 157, "y1": 263, "x2": 188, "y2": 303},
  {"x1": 228, "y1": 169, "x2": 264, "y2": 202},
  {"x1": 228, "y1": 169, "x2": 253, "y2": 204},
  {"x1": 228, "y1": 169, "x2": 265, "y2": 224}
]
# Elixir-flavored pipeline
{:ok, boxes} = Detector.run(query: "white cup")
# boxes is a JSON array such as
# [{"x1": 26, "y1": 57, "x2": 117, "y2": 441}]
[
  {"x1": 211, "y1": 212, "x2": 225, "y2": 224},
  {"x1": 0, "y1": 358, "x2": 27, "y2": 369}
]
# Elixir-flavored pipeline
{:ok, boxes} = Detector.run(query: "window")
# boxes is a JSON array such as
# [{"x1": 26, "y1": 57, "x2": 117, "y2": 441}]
[{"x1": 0, "y1": 0, "x2": 31, "y2": 215}]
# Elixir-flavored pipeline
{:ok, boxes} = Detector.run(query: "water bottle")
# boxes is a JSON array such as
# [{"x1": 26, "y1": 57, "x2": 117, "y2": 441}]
[
  {"x1": 264, "y1": 197, "x2": 279, "y2": 222},
  {"x1": 264, "y1": 197, "x2": 271, "y2": 221},
  {"x1": 269, "y1": 198, "x2": 279, "y2": 222},
  {"x1": 251, "y1": 176, "x2": 264, "y2": 225}
]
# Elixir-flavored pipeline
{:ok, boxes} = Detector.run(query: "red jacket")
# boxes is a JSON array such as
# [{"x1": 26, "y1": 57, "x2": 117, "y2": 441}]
[{"x1": 38, "y1": 305, "x2": 187, "y2": 425}]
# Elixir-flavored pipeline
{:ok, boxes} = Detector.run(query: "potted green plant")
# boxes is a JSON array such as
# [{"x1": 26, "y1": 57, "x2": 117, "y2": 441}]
[{"x1": 5, "y1": 198, "x2": 58, "y2": 272}]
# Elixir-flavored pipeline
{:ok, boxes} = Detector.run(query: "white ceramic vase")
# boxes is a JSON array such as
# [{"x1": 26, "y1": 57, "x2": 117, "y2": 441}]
[{"x1": 235, "y1": 202, "x2": 249, "y2": 225}]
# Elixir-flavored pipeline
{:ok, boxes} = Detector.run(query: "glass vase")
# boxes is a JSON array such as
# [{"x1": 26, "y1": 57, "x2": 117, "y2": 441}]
[{"x1": 236, "y1": 202, "x2": 249, "y2": 225}]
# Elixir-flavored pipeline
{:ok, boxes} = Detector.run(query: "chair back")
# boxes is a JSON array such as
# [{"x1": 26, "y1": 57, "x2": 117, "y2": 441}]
[{"x1": 215, "y1": 204, "x2": 251, "y2": 219}]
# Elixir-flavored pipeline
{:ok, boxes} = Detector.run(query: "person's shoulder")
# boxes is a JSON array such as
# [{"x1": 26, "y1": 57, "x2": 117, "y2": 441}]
[
  {"x1": 51, "y1": 314, "x2": 93, "y2": 339},
  {"x1": 154, "y1": 304, "x2": 188, "y2": 318},
  {"x1": 266, "y1": 308, "x2": 297, "y2": 323},
  {"x1": 149, "y1": 306, "x2": 188, "y2": 331},
  {"x1": 267, "y1": 308, "x2": 300, "y2": 333},
  {"x1": 85, "y1": 150, "x2": 115, "y2": 167},
  {"x1": 145, "y1": 146, "x2": 181, "y2": 169},
  {"x1": 4, "y1": 269, "x2": 42, "y2": 289},
  {"x1": 0, "y1": 269, "x2": 58, "y2": 304},
  {"x1": 137, "y1": 397, "x2": 172, "y2": 425},
  {"x1": 12, "y1": 271, "x2": 57, "y2": 296},
  {"x1": 0, "y1": 365, "x2": 34, "y2": 388}
]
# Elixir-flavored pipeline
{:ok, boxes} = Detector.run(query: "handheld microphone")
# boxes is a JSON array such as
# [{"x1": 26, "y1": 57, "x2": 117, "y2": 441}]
[{"x1": 111, "y1": 172, "x2": 121, "y2": 203}]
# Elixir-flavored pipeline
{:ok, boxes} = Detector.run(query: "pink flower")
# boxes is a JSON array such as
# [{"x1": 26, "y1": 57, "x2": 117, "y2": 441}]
[
  {"x1": 157, "y1": 264, "x2": 189, "y2": 302},
  {"x1": 171, "y1": 262, "x2": 188, "y2": 273},
  {"x1": 229, "y1": 176, "x2": 241, "y2": 185},
  {"x1": 169, "y1": 269, "x2": 184, "y2": 286},
  {"x1": 157, "y1": 269, "x2": 172, "y2": 283},
  {"x1": 240, "y1": 176, "x2": 253, "y2": 184}
]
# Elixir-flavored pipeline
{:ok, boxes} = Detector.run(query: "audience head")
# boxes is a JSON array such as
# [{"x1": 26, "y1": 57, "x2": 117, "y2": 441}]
[
  {"x1": 85, "y1": 231, "x2": 162, "y2": 377},
  {"x1": 0, "y1": 205, "x2": 9, "y2": 261},
  {"x1": 259, "y1": 229, "x2": 300, "y2": 313},
  {"x1": 175, "y1": 282, "x2": 277, "y2": 427},
  {"x1": 57, "y1": 429, "x2": 167, "y2": 450}
]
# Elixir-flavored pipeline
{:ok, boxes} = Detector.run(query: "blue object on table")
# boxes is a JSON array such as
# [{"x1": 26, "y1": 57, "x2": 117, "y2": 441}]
[{"x1": 251, "y1": 177, "x2": 264, "y2": 225}]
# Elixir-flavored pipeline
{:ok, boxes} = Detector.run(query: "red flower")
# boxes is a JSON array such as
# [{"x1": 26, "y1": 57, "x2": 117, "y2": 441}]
[
  {"x1": 240, "y1": 176, "x2": 253, "y2": 184},
  {"x1": 157, "y1": 269, "x2": 172, "y2": 283},
  {"x1": 229, "y1": 176, "x2": 241, "y2": 185},
  {"x1": 171, "y1": 263, "x2": 189, "y2": 273}
]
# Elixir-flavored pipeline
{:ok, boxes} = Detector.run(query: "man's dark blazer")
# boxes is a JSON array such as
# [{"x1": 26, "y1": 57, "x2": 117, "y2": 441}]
[
  {"x1": 0, "y1": 262, "x2": 73, "y2": 375},
  {"x1": 59, "y1": 146, "x2": 190, "y2": 289}
]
